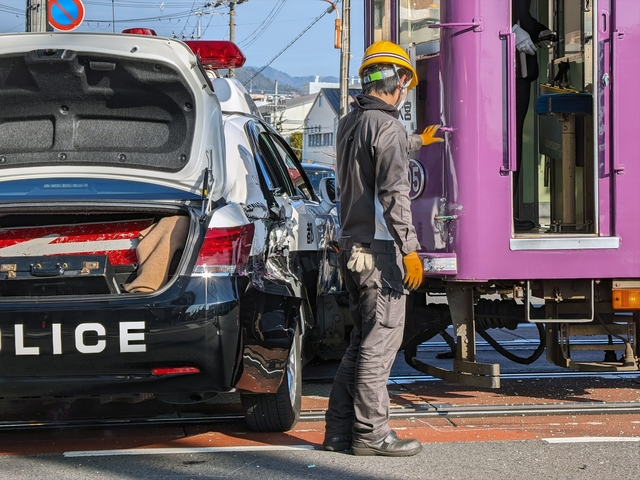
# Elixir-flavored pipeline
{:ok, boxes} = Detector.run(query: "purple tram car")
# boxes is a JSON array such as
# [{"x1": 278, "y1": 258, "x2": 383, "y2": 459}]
[{"x1": 361, "y1": 0, "x2": 639, "y2": 387}]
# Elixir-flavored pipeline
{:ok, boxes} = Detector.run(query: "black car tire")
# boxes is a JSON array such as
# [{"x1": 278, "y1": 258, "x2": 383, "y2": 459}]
[{"x1": 241, "y1": 324, "x2": 302, "y2": 432}]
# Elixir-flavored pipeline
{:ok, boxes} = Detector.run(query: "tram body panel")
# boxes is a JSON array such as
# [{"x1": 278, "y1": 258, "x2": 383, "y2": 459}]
[
  {"x1": 412, "y1": 0, "x2": 640, "y2": 282},
  {"x1": 365, "y1": 0, "x2": 639, "y2": 383}
]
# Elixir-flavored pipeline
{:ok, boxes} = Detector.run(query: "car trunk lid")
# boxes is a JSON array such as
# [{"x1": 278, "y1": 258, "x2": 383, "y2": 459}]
[{"x1": 0, "y1": 32, "x2": 226, "y2": 199}]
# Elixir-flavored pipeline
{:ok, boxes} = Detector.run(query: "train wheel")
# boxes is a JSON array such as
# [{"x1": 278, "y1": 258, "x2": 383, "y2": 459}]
[{"x1": 241, "y1": 325, "x2": 302, "y2": 432}]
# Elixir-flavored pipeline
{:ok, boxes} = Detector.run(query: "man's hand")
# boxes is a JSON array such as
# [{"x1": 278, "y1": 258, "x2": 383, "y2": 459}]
[
  {"x1": 402, "y1": 251, "x2": 423, "y2": 291},
  {"x1": 347, "y1": 245, "x2": 374, "y2": 273},
  {"x1": 537, "y1": 29, "x2": 556, "y2": 49},
  {"x1": 513, "y1": 24, "x2": 536, "y2": 55},
  {"x1": 419, "y1": 125, "x2": 444, "y2": 146}
]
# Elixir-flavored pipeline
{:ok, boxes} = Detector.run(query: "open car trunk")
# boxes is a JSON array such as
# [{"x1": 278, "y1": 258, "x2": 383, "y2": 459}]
[{"x1": 0, "y1": 206, "x2": 195, "y2": 298}]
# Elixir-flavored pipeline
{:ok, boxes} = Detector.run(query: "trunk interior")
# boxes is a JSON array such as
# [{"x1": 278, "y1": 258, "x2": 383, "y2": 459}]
[{"x1": 0, "y1": 206, "x2": 194, "y2": 297}]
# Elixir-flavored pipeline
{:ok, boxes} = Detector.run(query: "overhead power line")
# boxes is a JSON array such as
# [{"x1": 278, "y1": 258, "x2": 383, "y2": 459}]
[
  {"x1": 237, "y1": 0, "x2": 287, "y2": 49},
  {"x1": 243, "y1": 4, "x2": 335, "y2": 86},
  {"x1": 0, "y1": 4, "x2": 24, "y2": 15},
  {"x1": 84, "y1": 9, "x2": 195, "y2": 24},
  {"x1": 177, "y1": 0, "x2": 199, "y2": 38}
]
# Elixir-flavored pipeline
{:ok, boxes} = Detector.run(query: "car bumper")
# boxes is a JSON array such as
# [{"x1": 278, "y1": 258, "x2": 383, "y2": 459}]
[{"x1": 0, "y1": 275, "x2": 248, "y2": 399}]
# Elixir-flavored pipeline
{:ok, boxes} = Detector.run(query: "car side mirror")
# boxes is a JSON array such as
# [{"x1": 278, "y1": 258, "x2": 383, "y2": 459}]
[{"x1": 318, "y1": 176, "x2": 337, "y2": 209}]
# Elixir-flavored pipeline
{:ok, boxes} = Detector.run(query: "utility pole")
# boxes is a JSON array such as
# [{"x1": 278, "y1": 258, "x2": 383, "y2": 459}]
[
  {"x1": 226, "y1": 0, "x2": 247, "y2": 78},
  {"x1": 338, "y1": 0, "x2": 351, "y2": 118},
  {"x1": 195, "y1": 11, "x2": 204, "y2": 39},
  {"x1": 229, "y1": 2, "x2": 236, "y2": 77},
  {"x1": 26, "y1": 0, "x2": 51, "y2": 32}
]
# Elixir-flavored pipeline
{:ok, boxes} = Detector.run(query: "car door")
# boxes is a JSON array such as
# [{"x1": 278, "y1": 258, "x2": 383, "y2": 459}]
[{"x1": 248, "y1": 121, "x2": 343, "y2": 322}]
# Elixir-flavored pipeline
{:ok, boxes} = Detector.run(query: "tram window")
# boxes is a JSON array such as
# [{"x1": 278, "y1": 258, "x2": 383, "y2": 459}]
[
  {"x1": 558, "y1": 0, "x2": 583, "y2": 56},
  {"x1": 372, "y1": 0, "x2": 390, "y2": 42},
  {"x1": 399, "y1": 0, "x2": 441, "y2": 45},
  {"x1": 552, "y1": 0, "x2": 593, "y2": 92}
]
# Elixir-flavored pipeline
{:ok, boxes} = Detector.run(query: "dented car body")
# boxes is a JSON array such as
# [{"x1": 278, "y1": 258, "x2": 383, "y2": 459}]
[{"x1": 0, "y1": 31, "x2": 343, "y2": 431}]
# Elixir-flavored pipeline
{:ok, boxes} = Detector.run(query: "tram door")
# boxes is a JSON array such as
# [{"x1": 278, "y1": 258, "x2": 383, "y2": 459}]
[{"x1": 515, "y1": 0, "x2": 598, "y2": 234}]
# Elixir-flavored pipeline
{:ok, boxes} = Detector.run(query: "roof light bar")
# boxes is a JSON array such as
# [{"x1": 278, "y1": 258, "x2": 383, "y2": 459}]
[
  {"x1": 184, "y1": 40, "x2": 246, "y2": 69},
  {"x1": 122, "y1": 28, "x2": 157, "y2": 36}
]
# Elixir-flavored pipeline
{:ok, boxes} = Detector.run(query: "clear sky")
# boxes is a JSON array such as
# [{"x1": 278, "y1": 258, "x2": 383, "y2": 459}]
[{"x1": 0, "y1": 0, "x2": 365, "y2": 79}]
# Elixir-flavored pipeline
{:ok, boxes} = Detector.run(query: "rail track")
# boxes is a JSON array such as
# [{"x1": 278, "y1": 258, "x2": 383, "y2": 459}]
[{"x1": 0, "y1": 370, "x2": 638, "y2": 432}]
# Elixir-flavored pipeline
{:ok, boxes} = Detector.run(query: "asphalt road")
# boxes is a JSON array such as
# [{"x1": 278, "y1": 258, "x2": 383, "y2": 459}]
[
  {"x1": 0, "y1": 322, "x2": 638, "y2": 479},
  {"x1": 0, "y1": 439, "x2": 638, "y2": 479}
]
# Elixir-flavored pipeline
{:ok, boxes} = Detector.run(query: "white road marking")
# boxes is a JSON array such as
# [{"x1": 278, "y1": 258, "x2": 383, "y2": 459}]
[
  {"x1": 64, "y1": 445, "x2": 317, "y2": 457},
  {"x1": 543, "y1": 437, "x2": 640, "y2": 444}
]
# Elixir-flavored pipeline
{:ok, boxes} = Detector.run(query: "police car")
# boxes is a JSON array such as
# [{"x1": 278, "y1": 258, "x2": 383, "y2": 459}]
[{"x1": 0, "y1": 30, "x2": 342, "y2": 432}]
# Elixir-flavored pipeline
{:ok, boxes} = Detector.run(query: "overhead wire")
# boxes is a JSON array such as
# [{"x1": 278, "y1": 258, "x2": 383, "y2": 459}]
[
  {"x1": 0, "y1": 4, "x2": 25, "y2": 15},
  {"x1": 83, "y1": 9, "x2": 196, "y2": 24},
  {"x1": 242, "y1": 5, "x2": 334, "y2": 86},
  {"x1": 237, "y1": 0, "x2": 287, "y2": 49},
  {"x1": 82, "y1": 1, "x2": 198, "y2": 6},
  {"x1": 177, "y1": 0, "x2": 199, "y2": 39},
  {"x1": 200, "y1": 8, "x2": 219, "y2": 38}
]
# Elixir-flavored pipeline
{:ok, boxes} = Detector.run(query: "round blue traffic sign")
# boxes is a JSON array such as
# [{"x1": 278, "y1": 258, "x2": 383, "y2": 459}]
[{"x1": 48, "y1": 0, "x2": 85, "y2": 31}]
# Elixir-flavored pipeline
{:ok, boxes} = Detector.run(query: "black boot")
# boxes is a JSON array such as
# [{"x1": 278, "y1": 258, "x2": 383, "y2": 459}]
[{"x1": 352, "y1": 431, "x2": 422, "y2": 457}]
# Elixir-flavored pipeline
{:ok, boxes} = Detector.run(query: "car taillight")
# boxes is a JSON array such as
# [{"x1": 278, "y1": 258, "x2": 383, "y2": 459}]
[{"x1": 193, "y1": 224, "x2": 255, "y2": 275}]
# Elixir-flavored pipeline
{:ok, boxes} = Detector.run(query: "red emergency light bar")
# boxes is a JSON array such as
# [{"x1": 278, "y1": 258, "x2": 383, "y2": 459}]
[
  {"x1": 184, "y1": 40, "x2": 246, "y2": 69},
  {"x1": 119, "y1": 28, "x2": 245, "y2": 70},
  {"x1": 122, "y1": 28, "x2": 157, "y2": 36}
]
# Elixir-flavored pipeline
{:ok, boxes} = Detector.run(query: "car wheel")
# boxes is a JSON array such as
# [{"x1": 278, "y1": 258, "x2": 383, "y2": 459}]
[{"x1": 241, "y1": 324, "x2": 302, "y2": 432}]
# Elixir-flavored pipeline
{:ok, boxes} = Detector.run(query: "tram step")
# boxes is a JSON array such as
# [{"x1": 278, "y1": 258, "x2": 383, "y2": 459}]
[{"x1": 566, "y1": 361, "x2": 638, "y2": 372}]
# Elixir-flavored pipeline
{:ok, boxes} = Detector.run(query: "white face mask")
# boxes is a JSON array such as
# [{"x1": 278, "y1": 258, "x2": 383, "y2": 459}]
[
  {"x1": 392, "y1": 64, "x2": 412, "y2": 111},
  {"x1": 394, "y1": 86, "x2": 408, "y2": 111}
]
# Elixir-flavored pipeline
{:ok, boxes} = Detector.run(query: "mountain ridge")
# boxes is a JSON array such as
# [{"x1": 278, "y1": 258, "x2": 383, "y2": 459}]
[{"x1": 225, "y1": 66, "x2": 339, "y2": 94}]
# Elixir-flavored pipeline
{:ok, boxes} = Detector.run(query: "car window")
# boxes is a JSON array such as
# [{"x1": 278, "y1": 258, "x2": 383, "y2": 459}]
[
  {"x1": 251, "y1": 122, "x2": 315, "y2": 201},
  {"x1": 247, "y1": 121, "x2": 286, "y2": 195},
  {"x1": 270, "y1": 136, "x2": 315, "y2": 201}
]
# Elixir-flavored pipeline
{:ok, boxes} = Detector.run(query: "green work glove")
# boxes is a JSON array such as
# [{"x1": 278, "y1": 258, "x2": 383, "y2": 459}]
[
  {"x1": 419, "y1": 124, "x2": 444, "y2": 146},
  {"x1": 403, "y1": 251, "x2": 423, "y2": 291}
]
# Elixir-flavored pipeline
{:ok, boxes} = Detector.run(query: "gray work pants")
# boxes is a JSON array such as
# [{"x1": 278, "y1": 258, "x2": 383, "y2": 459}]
[{"x1": 325, "y1": 241, "x2": 406, "y2": 443}]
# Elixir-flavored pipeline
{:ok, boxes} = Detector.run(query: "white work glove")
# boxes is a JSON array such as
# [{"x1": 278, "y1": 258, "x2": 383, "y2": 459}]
[
  {"x1": 346, "y1": 245, "x2": 374, "y2": 273},
  {"x1": 513, "y1": 24, "x2": 536, "y2": 55}
]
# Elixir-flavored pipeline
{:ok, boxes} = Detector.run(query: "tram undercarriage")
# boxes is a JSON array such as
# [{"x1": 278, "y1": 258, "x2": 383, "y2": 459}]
[{"x1": 403, "y1": 281, "x2": 638, "y2": 389}]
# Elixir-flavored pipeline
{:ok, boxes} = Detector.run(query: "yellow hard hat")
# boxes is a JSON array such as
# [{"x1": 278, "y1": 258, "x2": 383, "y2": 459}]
[{"x1": 359, "y1": 41, "x2": 418, "y2": 90}]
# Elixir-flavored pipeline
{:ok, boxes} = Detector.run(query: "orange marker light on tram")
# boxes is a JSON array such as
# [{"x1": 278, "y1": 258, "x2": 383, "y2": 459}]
[{"x1": 612, "y1": 288, "x2": 640, "y2": 310}]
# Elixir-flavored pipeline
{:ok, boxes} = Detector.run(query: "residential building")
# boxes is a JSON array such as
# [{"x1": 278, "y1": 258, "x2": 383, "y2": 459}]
[
  {"x1": 302, "y1": 88, "x2": 361, "y2": 167},
  {"x1": 302, "y1": 76, "x2": 362, "y2": 95},
  {"x1": 269, "y1": 93, "x2": 319, "y2": 141}
]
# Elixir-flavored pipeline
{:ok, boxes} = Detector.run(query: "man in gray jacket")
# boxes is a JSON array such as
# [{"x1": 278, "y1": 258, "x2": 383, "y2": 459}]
[{"x1": 323, "y1": 41, "x2": 442, "y2": 457}]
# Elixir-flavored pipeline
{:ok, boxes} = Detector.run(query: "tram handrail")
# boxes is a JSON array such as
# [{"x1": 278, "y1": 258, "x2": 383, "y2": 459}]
[{"x1": 500, "y1": 29, "x2": 517, "y2": 174}]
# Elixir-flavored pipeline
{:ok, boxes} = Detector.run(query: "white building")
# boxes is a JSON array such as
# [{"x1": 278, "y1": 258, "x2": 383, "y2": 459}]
[
  {"x1": 257, "y1": 92, "x2": 320, "y2": 142},
  {"x1": 302, "y1": 88, "x2": 361, "y2": 167},
  {"x1": 275, "y1": 93, "x2": 319, "y2": 141},
  {"x1": 302, "y1": 76, "x2": 362, "y2": 95}
]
